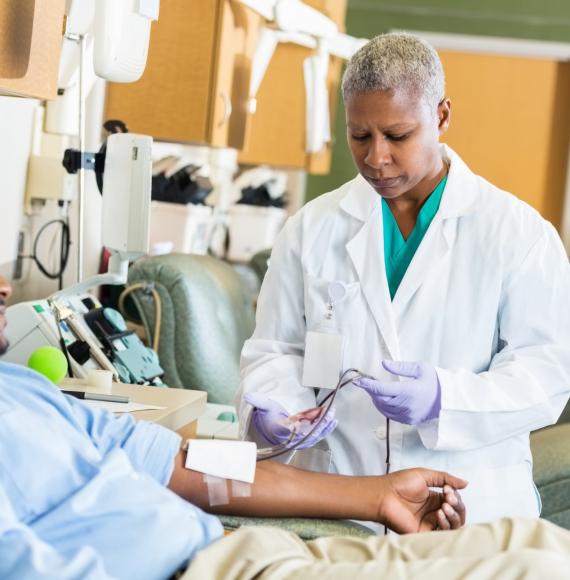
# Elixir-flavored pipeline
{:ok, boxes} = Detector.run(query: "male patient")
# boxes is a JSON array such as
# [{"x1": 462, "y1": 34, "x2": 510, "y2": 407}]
[{"x1": 1, "y1": 276, "x2": 569, "y2": 580}]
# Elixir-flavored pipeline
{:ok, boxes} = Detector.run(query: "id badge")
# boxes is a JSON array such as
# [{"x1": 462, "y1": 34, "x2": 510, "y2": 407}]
[{"x1": 302, "y1": 330, "x2": 343, "y2": 389}]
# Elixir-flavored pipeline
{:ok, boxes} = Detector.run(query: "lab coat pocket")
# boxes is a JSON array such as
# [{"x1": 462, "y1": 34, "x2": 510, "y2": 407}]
[
  {"x1": 304, "y1": 274, "x2": 361, "y2": 331},
  {"x1": 458, "y1": 463, "x2": 539, "y2": 524}
]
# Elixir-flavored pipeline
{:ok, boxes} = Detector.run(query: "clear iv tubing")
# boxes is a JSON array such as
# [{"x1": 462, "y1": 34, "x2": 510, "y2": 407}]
[
  {"x1": 256, "y1": 368, "x2": 373, "y2": 461},
  {"x1": 321, "y1": 371, "x2": 391, "y2": 476},
  {"x1": 254, "y1": 367, "x2": 393, "y2": 534}
]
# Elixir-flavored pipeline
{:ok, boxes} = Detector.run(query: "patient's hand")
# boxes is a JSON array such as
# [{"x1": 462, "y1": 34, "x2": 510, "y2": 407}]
[{"x1": 377, "y1": 468, "x2": 467, "y2": 534}]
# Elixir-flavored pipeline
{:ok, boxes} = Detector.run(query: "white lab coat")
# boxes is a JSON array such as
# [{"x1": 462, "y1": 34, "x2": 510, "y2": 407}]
[{"x1": 236, "y1": 145, "x2": 570, "y2": 524}]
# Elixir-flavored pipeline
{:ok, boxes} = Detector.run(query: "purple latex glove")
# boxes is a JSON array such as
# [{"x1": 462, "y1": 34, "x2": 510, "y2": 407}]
[
  {"x1": 243, "y1": 392, "x2": 338, "y2": 449},
  {"x1": 353, "y1": 360, "x2": 441, "y2": 425}
]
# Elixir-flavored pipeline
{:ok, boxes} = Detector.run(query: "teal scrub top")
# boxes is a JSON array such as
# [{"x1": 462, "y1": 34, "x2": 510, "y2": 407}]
[{"x1": 382, "y1": 175, "x2": 448, "y2": 300}]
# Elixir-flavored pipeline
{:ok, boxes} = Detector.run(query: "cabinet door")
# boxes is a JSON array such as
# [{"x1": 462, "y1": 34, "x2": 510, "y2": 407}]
[
  {"x1": 209, "y1": 0, "x2": 262, "y2": 148},
  {"x1": 105, "y1": 0, "x2": 220, "y2": 143},
  {"x1": 0, "y1": 0, "x2": 65, "y2": 100},
  {"x1": 104, "y1": 0, "x2": 260, "y2": 148},
  {"x1": 237, "y1": 0, "x2": 347, "y2": 174}
]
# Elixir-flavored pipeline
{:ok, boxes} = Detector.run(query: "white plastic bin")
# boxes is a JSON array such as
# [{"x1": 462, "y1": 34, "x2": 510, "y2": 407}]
[
  {"x1": 149, "y1": 201, "x2": 214, "y2": 255},
  {"x1": 227, "y1": 204, "x2": 287, "y2": 263}
]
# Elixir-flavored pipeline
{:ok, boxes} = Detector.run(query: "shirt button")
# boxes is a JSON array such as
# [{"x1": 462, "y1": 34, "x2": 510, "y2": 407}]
[{"x1": 375, "y1": 425, "x2": 387, "y2": 440}]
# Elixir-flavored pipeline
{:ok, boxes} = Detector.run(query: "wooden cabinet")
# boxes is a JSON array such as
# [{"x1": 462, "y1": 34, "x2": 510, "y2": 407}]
[
  {"x1": 105, "y1": 0, "x2": 261, "y2": 149},
  {"x1": 0, "y1": 0, "x2": 65, "y2": 100},
  {"x1": 441, "y1": 52, "x2": 570, "y2": 230},
  {"x1": 238, "y1": 0, "x2": 346, "y2": 174},
  {"x1": 105, "y1": 0, "x2": 347, "y2": 174}
]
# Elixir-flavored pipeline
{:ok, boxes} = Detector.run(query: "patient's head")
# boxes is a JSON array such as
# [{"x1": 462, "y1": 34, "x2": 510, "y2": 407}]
[{"x1": 0, "y1": 276, "x2": 12, "y2": 355}]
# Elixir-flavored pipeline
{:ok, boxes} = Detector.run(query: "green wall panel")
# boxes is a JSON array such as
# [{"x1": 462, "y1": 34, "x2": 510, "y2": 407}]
[{"x1": 305, "y1": 0, "x2": 570, "y2": 201}]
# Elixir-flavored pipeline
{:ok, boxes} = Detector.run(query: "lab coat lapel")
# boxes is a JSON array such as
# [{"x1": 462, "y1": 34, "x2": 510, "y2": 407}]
[
  {"x1": 342, "y1": 178, "x2": 400, "y2": 359},
  {"x1": 340, "y1": 147, "x2": 479, "y2": 357},
  {"x1": 391, "y1": 216, "x2": 452, "y2": 314},
  {"x1": 391, "y1": 144, "x2": 480, "y2": 314}
]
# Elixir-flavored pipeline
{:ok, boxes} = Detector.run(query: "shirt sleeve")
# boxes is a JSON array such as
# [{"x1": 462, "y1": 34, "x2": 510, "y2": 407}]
[
  {"x1": 0, "y1": 484, "x2": 112, "y2": 580},
  {"x1": 418, "y1": 224, "x2": 570, "y2": 450},
  {"x1": 64, "y1": 395, "x2": 182, "y2": 485}
]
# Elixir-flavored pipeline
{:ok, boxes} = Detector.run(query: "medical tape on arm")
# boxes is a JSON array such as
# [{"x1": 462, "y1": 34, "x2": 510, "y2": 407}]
[
  {"x1": 203, "y1": 474, "x2": 230, "y2": 506},
  {"x1": 231, "y1": 480, "x2": 252, "y2": 498},
  {"x1": 201, "y1": 476, "x2": 252, "y2": 506},
  {"x1": 185, "y1": 439, "x2": 256, "y2": 506}
]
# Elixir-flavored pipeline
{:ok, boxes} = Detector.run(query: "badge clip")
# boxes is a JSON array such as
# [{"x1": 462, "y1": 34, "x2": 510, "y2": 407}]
[{"x1": 325, "y1": 281, "x2": 347, "y2": 321}]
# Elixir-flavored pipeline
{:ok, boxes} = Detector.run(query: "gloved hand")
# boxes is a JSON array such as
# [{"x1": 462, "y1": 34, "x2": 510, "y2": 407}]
[
  {"x1": 243, "y1": 392, "x2": 337, "y2": 449},
  {"x1": 353, "y1": 360, "x2": 441, "y2": 425}
]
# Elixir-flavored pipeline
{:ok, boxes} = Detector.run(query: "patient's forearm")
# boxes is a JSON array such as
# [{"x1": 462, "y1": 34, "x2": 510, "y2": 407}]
[{"x1": 168, "y1": 451, "x2": 380, "y2": 521}]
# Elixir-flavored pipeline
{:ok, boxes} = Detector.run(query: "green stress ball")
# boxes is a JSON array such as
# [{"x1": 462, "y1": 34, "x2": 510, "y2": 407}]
[{"x1": 28, "y1": 346, "x2": 68, "y2": 384}]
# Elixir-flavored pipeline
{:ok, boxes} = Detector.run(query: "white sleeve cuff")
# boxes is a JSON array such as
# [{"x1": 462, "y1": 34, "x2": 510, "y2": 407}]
[
  {"x1": 416, "y1": 417, "x2": 440, "y2": 449},
  {"x1": 416, "y1": 366, "x2": 451, "y2": 449}
]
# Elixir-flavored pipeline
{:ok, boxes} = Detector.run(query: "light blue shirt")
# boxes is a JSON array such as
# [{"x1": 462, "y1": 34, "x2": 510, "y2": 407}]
[{"x1": 0, "y1": 362, "x2": 223, "y2": 579}]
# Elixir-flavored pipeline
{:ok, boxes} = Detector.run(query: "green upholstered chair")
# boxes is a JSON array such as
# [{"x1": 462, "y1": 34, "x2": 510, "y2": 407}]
[
  {"x1": 127, "y1": 253, "x2": 255, "y2": 404},
  {"x1": 531, "y1": 404, "x2": 570, "y2": 529},
  {"x1": 248, "y1": 248, "x2": 272, "y2": 285},
  {"x1": 218, "y1": 515, "x2": 373, "y2": 540}
]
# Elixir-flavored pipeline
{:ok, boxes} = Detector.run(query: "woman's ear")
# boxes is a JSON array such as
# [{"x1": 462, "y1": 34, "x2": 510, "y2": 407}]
[{"x1": 438, "y1": 98, "x2": 451, "y2": 136}]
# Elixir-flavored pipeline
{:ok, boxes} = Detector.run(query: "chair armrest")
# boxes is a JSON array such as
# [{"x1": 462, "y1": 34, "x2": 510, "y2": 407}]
[
  {"x1": 531, "y1": 423, "x2": 570, "y2": 529},
  {"x1": 217, "y1": 515, "x2": 375, "y2": 540}
]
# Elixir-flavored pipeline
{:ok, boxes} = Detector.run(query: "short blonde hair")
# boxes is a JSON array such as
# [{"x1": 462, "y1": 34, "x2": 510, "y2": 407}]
[{"x1": 342, "y1": 32, "x2": 445, "y2": 112}]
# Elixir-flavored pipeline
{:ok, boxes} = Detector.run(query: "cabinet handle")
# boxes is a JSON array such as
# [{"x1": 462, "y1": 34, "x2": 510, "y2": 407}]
[{"x1": 218, "y1": 91, "x2": 232, "y2": 127}]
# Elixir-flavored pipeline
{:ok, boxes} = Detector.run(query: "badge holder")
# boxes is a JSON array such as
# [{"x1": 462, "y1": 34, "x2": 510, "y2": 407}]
[{"x1": 302, "y1": 281, "x2": 347, "y2": 389}]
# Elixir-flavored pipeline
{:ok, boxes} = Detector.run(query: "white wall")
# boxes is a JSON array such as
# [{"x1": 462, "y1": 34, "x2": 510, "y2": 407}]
[
  {"x1": 0, "y1": 96, "x2": 38, "y2": 281},
  {"x1": 0, "y1": 79, "x2": 106, "y2": 305}
]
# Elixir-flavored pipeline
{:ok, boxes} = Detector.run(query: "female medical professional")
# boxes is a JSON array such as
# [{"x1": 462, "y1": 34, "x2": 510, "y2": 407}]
[{"x1": 236, "y1": 32, "x2": 570, "y2": 524}]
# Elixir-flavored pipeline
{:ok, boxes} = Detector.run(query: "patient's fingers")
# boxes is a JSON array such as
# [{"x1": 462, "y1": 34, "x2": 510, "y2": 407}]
[
  {"x1": 443, "y1": 485, "x2": 466, "y2": 525},
  {"x1": 436, "y1": 508, "x2": 451, "y2": 531},
  {"x1": 419, "y1": 507, "x2": 442, "y2": 532},
  {"x1": 421, "y1": 486, "x2": 466, "y2": 532},
  {"x1": 419, "y1": 469, "x2": 468, "y2": 491},
  {"x1": 441, "y1": 502, "x2": 461, "y2": 529}
]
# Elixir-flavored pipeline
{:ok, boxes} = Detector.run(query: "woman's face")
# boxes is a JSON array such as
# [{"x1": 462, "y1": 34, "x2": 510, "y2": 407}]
[{"x1": 345, "y1": 88, "x2": 450, "y2": 202}]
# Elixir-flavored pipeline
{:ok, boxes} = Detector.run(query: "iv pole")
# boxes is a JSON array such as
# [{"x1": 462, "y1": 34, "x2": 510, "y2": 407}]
[
  {"x1": 63, "y1": 31, "x2": 88, "y2": 284},
  {"x1": 77, "y1": 32, "x2": 87, "y2": 284}
]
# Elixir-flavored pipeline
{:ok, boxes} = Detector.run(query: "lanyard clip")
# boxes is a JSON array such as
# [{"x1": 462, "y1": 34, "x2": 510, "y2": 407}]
[{"x1": 325, "y1": 281, "x2": 347, "y2": 320}]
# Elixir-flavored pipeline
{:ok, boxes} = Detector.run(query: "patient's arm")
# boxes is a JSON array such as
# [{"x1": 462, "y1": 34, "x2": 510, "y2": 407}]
[{"x1": 168, "y1": 452, "x2": 466, "y2": 534}]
